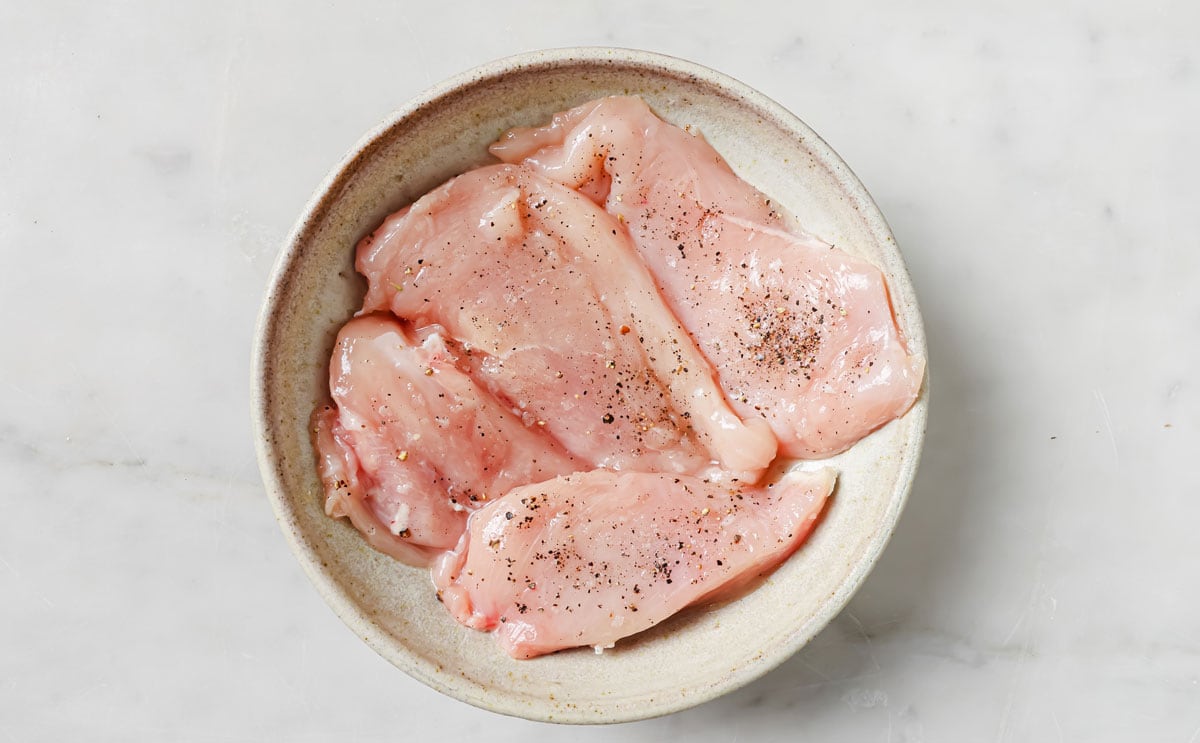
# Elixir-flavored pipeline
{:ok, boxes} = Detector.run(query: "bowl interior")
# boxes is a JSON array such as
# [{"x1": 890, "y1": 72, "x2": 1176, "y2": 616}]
[{"x1": 253, "y1": 48, "x2": 927, "y2": 723}]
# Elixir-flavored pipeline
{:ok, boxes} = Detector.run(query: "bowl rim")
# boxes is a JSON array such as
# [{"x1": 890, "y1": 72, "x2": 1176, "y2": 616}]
[{"x1": 251, "y1": 45, "x2": 928, "y2": 724}]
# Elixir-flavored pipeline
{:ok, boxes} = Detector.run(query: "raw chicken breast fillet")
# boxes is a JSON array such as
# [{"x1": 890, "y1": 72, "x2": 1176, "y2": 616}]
[
  {"x1": 313, "y1": 314, "x2": 580, "y2": 566},
  {"x1": 307, "y1": 96, "x2": 931, "y2": 659},
  {"x1": 432, "y1": 468, "x2": 834, "y2": 659},
  {"x1": 492, "y1": 96, "x2": 925, "y2": 458},
  {"x1": 357, "y1": 163, "x2": 777, "y2": 477}
]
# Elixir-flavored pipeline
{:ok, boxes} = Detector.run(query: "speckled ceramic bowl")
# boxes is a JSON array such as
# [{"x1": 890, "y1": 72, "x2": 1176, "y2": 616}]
[{"x1": 252, "y1": 47, "x2": 927, "y2": 723}]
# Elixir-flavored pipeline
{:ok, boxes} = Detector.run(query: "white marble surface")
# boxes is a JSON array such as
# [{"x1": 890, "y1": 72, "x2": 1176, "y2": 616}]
[{"x1": 2, "y1": 1, "x2": 1198, "y2": 739}]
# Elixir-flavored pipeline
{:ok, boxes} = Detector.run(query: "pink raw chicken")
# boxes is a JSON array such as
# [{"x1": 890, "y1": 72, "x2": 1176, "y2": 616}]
[
  {"x1": 492, "y1": 96, "x2": 925, "y2": 458},
  {"x1": 313, "y1": 314, "x2": 580, "y2": 566},
  {"x1": 357, "y1": 163, "x2": 777, "y2": 478},
  {"x1": 432, "y1": 468, "x2": 834, "y2": 659}
]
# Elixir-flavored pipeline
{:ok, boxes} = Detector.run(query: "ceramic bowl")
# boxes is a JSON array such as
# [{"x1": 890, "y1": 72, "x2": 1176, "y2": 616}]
[{"x1": 252, "y1": 47, "x2": 927, "y2": 723}]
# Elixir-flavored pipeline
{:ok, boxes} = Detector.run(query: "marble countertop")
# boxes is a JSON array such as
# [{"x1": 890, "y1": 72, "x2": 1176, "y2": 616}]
[{"x1": 3, "y1": 2, "x2": 1197, "y2": 739}]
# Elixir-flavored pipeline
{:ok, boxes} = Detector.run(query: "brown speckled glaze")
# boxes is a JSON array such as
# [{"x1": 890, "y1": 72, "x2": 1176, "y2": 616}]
[{"x1": 251, "y1": 48, "x2": 927, "y2": 724}]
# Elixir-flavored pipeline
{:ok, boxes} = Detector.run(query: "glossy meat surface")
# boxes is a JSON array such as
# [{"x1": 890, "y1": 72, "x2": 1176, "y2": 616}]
[
  {"x1": 357, "y1": 163, "x2": 776, "y2": 477},
  {"x1": 492, "y1": 96, "x2": 925, "y2": 457},
  {"x1": 432, "y1": 468, "x2": 834, "y2": 658},
  {"x1": 313, "y1": 314, "x2": 580, "y2": 565}
]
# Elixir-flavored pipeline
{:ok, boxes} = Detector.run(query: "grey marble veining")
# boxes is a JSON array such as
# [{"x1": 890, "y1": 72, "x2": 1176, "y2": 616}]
[{"x1": 2, "y1": 1, "x2": 1198, "y2": 740}]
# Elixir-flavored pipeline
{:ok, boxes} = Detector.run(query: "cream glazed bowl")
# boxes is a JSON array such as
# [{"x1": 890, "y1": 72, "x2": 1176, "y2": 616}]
[{"x1": 252, "y1": 47, "x2": 927, "y2": 723}]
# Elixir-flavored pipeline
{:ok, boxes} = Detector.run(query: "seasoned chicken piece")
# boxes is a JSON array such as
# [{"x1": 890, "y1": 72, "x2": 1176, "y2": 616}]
[
  {"x1": 432, "y1": 467, "x2": 834, "y2": 658},
  {"x1": 357, "y1": 164, "x2": 776, "y2": 477},
  {"x1": 313, "y1": 314, "x2": 580, "y2": 565},
  {"x1": 492, "y1": 96, "x2": 925, "y2": 458}
]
